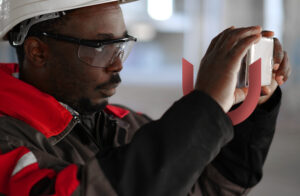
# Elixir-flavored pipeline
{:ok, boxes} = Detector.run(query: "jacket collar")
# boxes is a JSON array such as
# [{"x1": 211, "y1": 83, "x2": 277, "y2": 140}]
[
  {"x1": 105, "y1": 105, "x2": 130, "y2": 119},
  {"x1": 0, "y1": 63, "x2": 129, "y2": 139}
]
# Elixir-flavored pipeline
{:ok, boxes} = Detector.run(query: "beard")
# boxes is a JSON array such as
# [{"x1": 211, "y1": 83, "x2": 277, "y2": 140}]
[
  {"x1": 95, "y1": 73, "x2": 121, "y2": 90},
  {"x1": 68, "y1": 74, "x2": 121, "y2": 115},
  {"x1": 75, "y1": 97, "x2": 108, "y2": 115}
]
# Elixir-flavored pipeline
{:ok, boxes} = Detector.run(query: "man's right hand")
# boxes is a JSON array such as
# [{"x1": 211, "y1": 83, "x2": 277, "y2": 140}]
[{"x1": 195, "y1": 26, "x2": 262, "y2": 113}]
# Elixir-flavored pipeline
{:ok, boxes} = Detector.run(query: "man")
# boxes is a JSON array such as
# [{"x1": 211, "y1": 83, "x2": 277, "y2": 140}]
[{"x1": 0, "y1": 0, "x2": 291, "y2": 195}]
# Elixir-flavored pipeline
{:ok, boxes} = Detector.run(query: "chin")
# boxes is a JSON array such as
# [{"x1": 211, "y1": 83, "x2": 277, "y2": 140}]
[
  {"x1": 77, "y1": 97, "x2": 109, "y2": 115},
  {"x1": 99, "y1": 88, "x2": 117, "y2": 98}
]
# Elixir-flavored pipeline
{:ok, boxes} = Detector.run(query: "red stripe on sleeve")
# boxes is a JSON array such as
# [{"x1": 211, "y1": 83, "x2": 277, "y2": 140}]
[
  {"x1": 0, "y1": 147, "x2": 30, "y2": 194},
  {"x1": 9, "y1": 164, "x2": 56, "y2": 196},
  {"x1": 55, "y1": 164, "x2": 80, "y2": 196},
  {"x1": 0, "y1": 147, "x2": 79, "y2": 196}
]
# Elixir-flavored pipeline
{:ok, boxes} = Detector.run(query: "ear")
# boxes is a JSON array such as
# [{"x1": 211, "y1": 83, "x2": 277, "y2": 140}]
[{"x1": 24, "y1": 37, "x2": 49, "y2": 67}]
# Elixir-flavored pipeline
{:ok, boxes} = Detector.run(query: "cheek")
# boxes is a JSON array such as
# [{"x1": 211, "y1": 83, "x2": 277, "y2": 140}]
[
  {"x1": 48, "y1": 43, "x2": 111, "y2": 98},
  {"x1": 77, "y1": 66, "x2": 108, "y2": 86},
  {"x1": 51, "y1": 44, "x2": 107, "y2": 84}
]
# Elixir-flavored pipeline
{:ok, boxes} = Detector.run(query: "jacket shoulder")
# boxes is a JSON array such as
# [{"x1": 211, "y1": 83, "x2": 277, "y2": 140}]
[
  {"x1": 104, "y1": 104, "x2": 152, "y2": 145},
  {"x1": 0, "y1": 116, "x2": 49, "y2": 153},
  {"x1": 106, "y1": 104, "x2": 152, "y2": 124}
]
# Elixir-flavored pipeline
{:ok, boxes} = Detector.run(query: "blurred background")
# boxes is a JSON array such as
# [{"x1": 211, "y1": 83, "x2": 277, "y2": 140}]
[{"x1": 0, "y1": 0, "x2": 299, "y2": 195}]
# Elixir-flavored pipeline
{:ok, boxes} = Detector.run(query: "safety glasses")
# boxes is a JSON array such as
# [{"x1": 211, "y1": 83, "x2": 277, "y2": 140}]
[{"x1": 37, "y1": 32, "x2": 137, "y2": 68}]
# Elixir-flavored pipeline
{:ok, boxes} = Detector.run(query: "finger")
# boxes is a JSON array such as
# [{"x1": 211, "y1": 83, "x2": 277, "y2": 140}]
[
  {"x1": 206, "y1": 26, "x2": 235, "y2": 54},
  {"x1": 275, "y1": 75, "x2": 284, "y2": 85},
  {"x1": 286, "y1": 66, "x2": 292, "y2": 80},
  {"x1": 276, "y1": 66, "x2": 291, "y2": 85},
  {"x1": 227, "y1": 34, "x2": 262, "y2": 66},
  {"x1": 262, "y1": 31, "x2": 274, "y2": 38},
  {"x1": 273, "y1": 64, "x2": 280, "y2": 72},
  {"x1": 273, "y1": 38, "x2": 284, "y2": 64},
  {"x1": 220, "y1": 26, "x2": 262, "y2": 51},
  {"x1": 234, "y1": 88, "x2": 248, "y2": 104},
  {"x1": 213, "y1": 26, "x2": 236, "y2": 48},
  {"x1": 276, "y1": 51, "x2": 290, "y2": 81},
  {"x1": 271, "y1": 72, "x2": 276, "y2": 80},
  {"x1": 282, "y1": 64, "x2": 292, "y2": 81},
  {"x1": 275, "y1": 52, "x2": 289, "y2": 86},
  {"x1": 261, "y1": 86, "x2": 271, "y2": 96}
]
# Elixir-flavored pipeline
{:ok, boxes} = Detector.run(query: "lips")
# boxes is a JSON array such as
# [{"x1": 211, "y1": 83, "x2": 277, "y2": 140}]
[{"x1": 98, "y1": 83, "x2": 119, "y2": 97}]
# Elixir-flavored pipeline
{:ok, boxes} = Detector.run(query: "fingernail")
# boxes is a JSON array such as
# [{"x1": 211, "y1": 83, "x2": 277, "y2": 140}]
[
  {"x1": 280, "y1": 76, "x2": 284, "y2": 81},
  {"x1": 273, "y1": 64, "x2": 280, "y2": 70},
  {"x1": 277, "y1": 75, "x2": 284, "y2": 80},
  {"x1": 254, "y1": 34, "x2": 262, "y2": 43},
  {"x1": 255, "y1": 26, "x2": 262, "y2": 31},
  {"x1": 277, "y1": 76, "x2": 284, "y2": 85},
  {"x1": 278, "y1": 80, "x2": 284, "y2": 85},
  {"x1": 262, "y1": 87, "x2": 270, "y2": 95}
]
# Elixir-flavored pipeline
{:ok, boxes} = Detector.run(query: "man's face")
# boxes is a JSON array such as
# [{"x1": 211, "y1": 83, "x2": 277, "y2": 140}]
[{"x1": 45, "y1": 2, "x2": 127, "y2": 114}]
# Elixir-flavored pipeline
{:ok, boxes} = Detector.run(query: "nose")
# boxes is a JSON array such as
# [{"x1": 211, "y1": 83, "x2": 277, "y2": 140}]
[{"x1": 105, "y1": 55, "x2": 123, "y2": 73}]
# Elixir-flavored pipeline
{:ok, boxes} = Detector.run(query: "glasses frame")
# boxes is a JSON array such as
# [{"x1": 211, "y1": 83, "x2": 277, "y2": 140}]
[
  {"x1": 34, "y1": 31, "x2": 137, "y2": 48},
  {"x1": 30, "y1": 31, "x2": 137, "y2": 67}
]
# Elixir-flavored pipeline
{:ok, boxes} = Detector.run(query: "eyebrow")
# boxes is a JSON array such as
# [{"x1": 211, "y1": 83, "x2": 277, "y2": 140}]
[{"x1": 97, "y1": 31, "x2": 129, "y2": 40}]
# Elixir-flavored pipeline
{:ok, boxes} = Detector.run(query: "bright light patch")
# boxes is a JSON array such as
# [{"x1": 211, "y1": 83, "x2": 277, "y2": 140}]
[
  {"x1": 147, "y1": 0, "x2": 173, "y2": 21},
  {"x1": 129, "y1": 23, "x2": 157, "y2": 42},
  {"x1": 264, "y1": 0, "x2": 284, "y2": 41}
]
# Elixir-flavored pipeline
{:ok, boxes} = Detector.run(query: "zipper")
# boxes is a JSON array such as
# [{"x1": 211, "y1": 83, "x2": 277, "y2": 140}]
[
  {"x1": 64, "y1": 115, "x2": 81, "y2": 133},
  {"x1": 79, "y1": 113, "x2": 103, "y2": 151},
  {"x1": 81, "y1": 125, "x2": 103, "y2": 150},
  {"x1": 49, "y1": 115, "x2": 81, "y2": 145}
]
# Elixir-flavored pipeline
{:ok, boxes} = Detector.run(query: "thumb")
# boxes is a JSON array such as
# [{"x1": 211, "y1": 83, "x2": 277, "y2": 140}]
[{"x1": 234, "y1": 88, "x2": 248, "y2": 104}]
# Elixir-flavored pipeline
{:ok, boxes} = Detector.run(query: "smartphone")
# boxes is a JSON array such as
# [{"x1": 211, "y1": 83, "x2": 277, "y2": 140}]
[{"x1": 237, "y1": 37, "x2": 274, "y2": 88}]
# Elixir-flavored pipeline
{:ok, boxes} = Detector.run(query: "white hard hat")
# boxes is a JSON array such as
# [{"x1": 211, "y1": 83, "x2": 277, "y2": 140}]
[{"x1": 0, "y1": 0, "x2": 137, "y2": 44}]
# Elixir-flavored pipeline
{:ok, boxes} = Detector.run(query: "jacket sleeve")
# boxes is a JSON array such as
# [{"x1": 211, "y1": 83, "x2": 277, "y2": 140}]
[
  {"x1": 0, "y1": 90, "x2": 234, "y2": 196},
  {"x1": 196, "y1": 87, "x2": 282, "y2": 196}
]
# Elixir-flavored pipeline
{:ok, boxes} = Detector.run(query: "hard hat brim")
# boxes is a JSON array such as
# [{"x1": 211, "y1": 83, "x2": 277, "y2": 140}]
[{"x1": 1, "y1": 0, "x2": 137, "y2": 41}]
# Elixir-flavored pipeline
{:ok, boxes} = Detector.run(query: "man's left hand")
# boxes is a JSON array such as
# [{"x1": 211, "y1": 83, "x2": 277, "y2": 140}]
[
  {"x1": 258, "y1": 31, "x2": 291, "y2": 104},
  {"x1": 234, "y1": 31, "x2": 291, "y2": 105}
]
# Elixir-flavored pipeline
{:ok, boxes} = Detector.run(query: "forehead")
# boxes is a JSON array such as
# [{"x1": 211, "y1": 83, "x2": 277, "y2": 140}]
[{"x1": 60, "y1": 2, "x2": 126, "y2": 39}]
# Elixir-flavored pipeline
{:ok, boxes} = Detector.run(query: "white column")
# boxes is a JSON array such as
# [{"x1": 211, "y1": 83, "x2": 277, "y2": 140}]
[
  {"x1": 202, "y1": 0, "x2": 223, "y2": 53},
  {"x1": 183, "y1": 0, "x2": 222, "y2": 76},
  {"x1": 183, "y1": 0, "x2": 203, "y2": 67},
  {"x1": 264, "y1": 0, "x2": 284, "y2": 41}
]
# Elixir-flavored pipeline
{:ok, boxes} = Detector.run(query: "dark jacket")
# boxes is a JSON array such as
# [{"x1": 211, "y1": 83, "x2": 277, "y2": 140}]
[{"x1": 0, "y1": 63, "x2": 281, "y2": 196}]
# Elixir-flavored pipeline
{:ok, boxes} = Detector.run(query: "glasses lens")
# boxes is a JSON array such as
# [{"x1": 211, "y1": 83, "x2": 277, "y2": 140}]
[
  {"x1": 121, "y1": 40, "x2": 135, "y2": 62},
  {"x1": 78, "y1": 40, "x2": 135, "y2": 68}
]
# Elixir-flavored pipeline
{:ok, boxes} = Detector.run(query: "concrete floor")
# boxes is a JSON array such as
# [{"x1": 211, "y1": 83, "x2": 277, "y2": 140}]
[{"x1": 110, "y1": 83, "x2": 300, "y2": 196}]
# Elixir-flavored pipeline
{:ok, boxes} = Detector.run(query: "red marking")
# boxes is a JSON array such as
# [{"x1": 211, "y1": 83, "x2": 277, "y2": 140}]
[
  {"x1": 227, "y1": 59, "x2": 261, "y2": 125},
  {"x1": 182, "y1": 58, "x2": 194, "y2": 96},
  {"x1": 105, "y1": 105, "x2": 130, "y2": 118}
]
